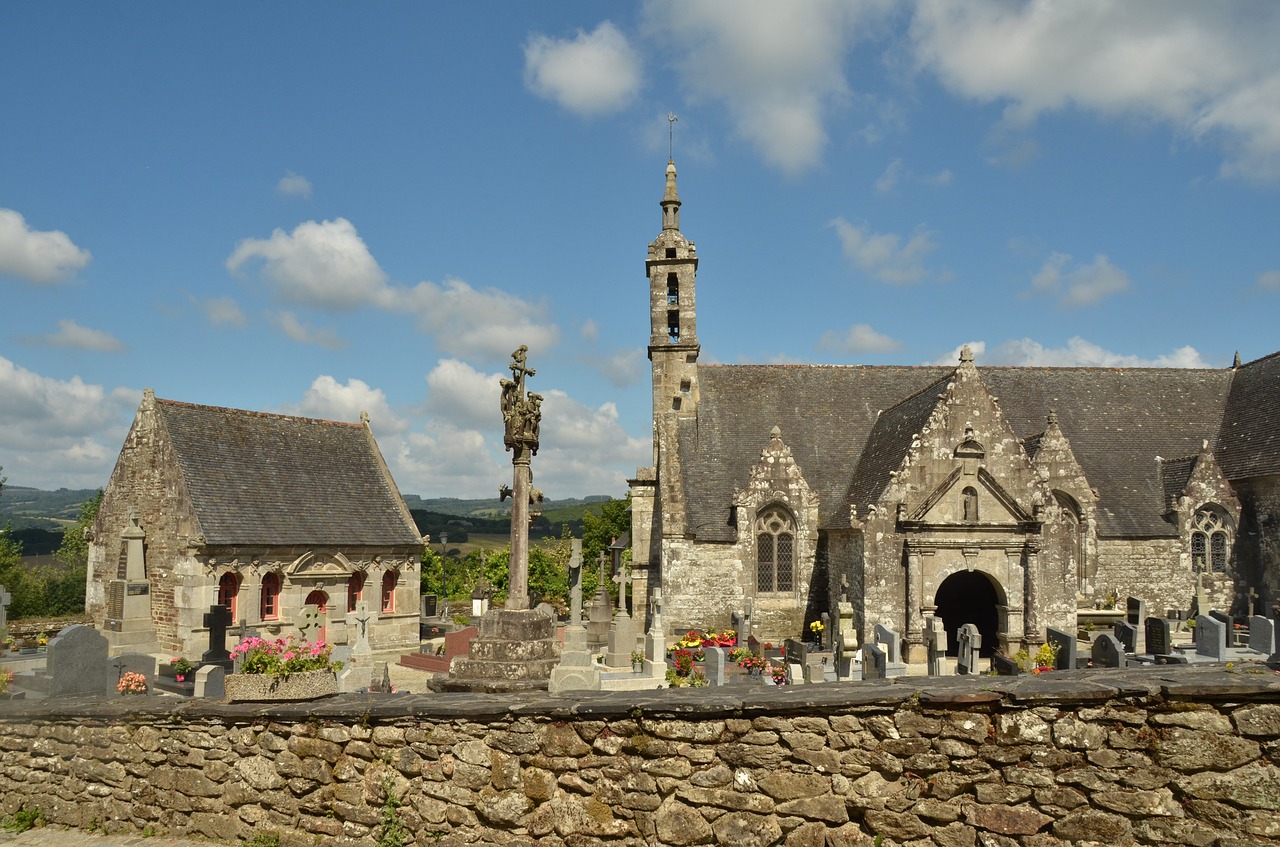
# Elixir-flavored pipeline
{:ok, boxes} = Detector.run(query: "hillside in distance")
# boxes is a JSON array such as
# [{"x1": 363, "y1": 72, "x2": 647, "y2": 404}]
[{"x1": 0, "y1": 486, "x2": 100, "y2": 530}]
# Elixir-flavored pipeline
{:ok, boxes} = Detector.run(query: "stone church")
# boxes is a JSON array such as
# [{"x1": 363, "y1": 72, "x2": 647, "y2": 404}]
[
  {"x1": 86, "y1": 389, "x2": 425, "y2": 656},
  {"x1": 629, "y1": 159, "x2": 1280, "y2": 661}
]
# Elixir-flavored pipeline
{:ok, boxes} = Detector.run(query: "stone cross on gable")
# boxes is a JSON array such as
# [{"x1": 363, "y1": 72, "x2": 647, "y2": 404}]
[{"x1": 202, "y1": 604, "x2": 233, "y2": 664}]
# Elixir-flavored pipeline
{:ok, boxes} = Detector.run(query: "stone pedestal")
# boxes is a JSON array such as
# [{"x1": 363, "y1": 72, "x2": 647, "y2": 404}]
[
  {"x1": 443, "y1": 608, "x2": 562, "y2": 692},
  {"x1": 548, "y1": 624, "x2": 602, "y2": 693}
]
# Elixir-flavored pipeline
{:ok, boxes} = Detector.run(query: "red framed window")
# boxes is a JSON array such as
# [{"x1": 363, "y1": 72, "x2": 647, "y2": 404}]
[
  {"x1": 347, "y1": 571, "x2": 365, "y2": 613},
  {"x1": 218, "y1": 572, "x2": 240, "y2": 621},
  {"x1": 381, "y1": 570, "x2": 397, "y2": 613},
  {"x1": 261, "y1": 572, "x2": 281, "y2": 620}
]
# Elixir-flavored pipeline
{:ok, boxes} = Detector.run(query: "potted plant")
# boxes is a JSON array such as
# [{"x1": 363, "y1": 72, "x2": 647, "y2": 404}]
[
  {"x1": 769, "y1": 663, "x2": 788, "y2": 685},
  {"x1": 808, "y1": 619, "x2": 825, "y2": 645},
  {"x1": 1032, "y1": 642, "x2": 1058, "y2": 673},
  {"x1": 630, "y1": 650, "x2": 645, "y2": 673},
  {"x1": 224, "y1": 636, "x2": 345, "y2": 702},
  {"x1": 737, "y1": 652, "x2": 768, "y2": 679},
  {"x1": 170, "y1": 657, "x2": 194, "y2": 682}
]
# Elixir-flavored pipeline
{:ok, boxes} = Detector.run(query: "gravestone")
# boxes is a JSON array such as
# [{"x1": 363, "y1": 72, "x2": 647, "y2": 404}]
[
  {"x1": 956, "y1": 624, "x2": 982, "y2": 675},
  {"x1": 872, "y1": 624, "x2": 901, "y2": 663},
  {"x1": 1045, "y1": 627, "x2": 1077, "y2": 670},
  {"x1": 1091, "y1": 633, "x2": 1126, "y2": 668},
  {"x1": 201, "y1": 604, "x2": 233, "y2": 671},
  {"x1": 1195, "y1": 615, "x2": 1227, "y2": 660},
  {"x1": 421, "y1": 595, "x2": 438, "y2": 619},
  {"x1": 1126, "y1": 597, "x2": 1147, "y2": 654},
  {"x1": 705, "y1": 648, "x2": 726, "y2": 687},
  {"x1": 1248, "y1": 615, "x2": 1276, "y2": 657},
  {"x1": 549, "y1": 539, "x2": 603, "y2": 694},
  {"x1": 644, "y1": 587, "x2": 665, "y2": 664},
  {"x1": 194, "y1": 665, "x2": 225, "y2": 699},
  {"x1": 835, "y1": 602, "x2": 860, "y2": 679},
  {"x1": 47, "y1": 625, "x2": 114, "y2": 697},
  {"x1": 819, "y1": 612, "x2": 831, "y2": 651},
  {"x1": 1114, "y1": 621, "x2": 1137, "y2": 655},
  {"x1": 783, "y1": 638, "x2": 808, "y2": 685},
  {"x1": 1208, "y1": 610, "x2": 1239, "y2": 647},
  {"x1": 298, "y1": 604, "x2": 323, "y2": 642},
  {"x1": 924, "y1": 616, "x2": 948, "y2": 676},
  {"x1": 350, "y1": 601, "x2": 373, "y2": 669},
  {"x1": 0, "y1": 583, "x2": 10, "y2": 632},
  {"x1": 1145, "y1": 617, "x2": 1172, "y2": 658},
  {"x1": 862, "y1": 643, "x2": 887, "y2": 680},
  {"x1": 586, "y1": 552, "x2": 613, "y2": 651},
  {"x1": 113, "y1": 652, "x2": 157, "y2": 681},
  {"x1": 991, "y1": 653, "x2": 1021, "y2": 676}
]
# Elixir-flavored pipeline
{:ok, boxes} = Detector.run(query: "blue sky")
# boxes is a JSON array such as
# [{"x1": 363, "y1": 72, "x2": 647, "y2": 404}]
[{"x1": 2, "y1": 2, "x2": 1278, "y2": 499}]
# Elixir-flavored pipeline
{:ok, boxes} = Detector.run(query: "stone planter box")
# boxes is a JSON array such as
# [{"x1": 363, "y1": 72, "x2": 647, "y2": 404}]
[{"x1": 224, "y1": 670, "x2": 337, "y2": 703}]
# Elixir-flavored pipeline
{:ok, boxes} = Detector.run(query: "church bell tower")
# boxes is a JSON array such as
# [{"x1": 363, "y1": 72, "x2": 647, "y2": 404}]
[{"x1": 646, "y1": 159, "x2": 700, "y2": 464}]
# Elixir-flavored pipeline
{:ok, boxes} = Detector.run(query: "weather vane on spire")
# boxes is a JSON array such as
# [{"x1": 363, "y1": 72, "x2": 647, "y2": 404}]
[{"x1": 667, "y1": 112, "x2": 678, "y2": 160}]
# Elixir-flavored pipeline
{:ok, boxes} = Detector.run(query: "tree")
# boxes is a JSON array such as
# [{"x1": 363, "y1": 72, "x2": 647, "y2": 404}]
[
  {"x1": 55, "y1": 490, "x2": 101, "y2": 571},
  {"x1": 581, "y1": 494, "x2": 632, "y2": 568}
]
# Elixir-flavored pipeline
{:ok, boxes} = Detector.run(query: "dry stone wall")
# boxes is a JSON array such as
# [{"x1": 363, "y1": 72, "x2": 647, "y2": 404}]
[{"x1": 1, "y1": 666, "x2": 1279, "y2": 847}]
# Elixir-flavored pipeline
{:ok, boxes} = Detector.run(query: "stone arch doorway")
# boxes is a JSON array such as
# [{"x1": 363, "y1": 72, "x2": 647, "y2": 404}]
[
  {"x1": 303, "y1": 590, "x2": 329, "y2": 643},
  {"x1": 934, "y1": 571, "x2": 1000, "y2": 657}
]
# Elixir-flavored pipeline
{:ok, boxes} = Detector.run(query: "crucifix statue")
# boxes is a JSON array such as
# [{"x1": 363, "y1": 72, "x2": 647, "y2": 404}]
[{"x1": 501, "y1": 345, "x2": 542, "y2": 610}]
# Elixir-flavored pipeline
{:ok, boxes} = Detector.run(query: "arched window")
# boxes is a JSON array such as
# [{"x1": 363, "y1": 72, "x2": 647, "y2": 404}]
[
  {"x1": 755, "y1": 505, "x2": 796, "y2": 594},
  {"x1": 347, "y1": 571, "x2": 365, "y2": 613},
  {"x1": 218, "y1": 572, "x2": 240, "y2": 621},
  {"x1": 1191, "y1": 508, "x2": 1230, "y2": 572},
  {"x1": 962, "y1": 487, "x2": 979, "y2": 523},
  {"x1": 381, "y1": 570, "x2": 398, "y2": 613},
  {"x1": 260, "y1": 572, "x2": 281, "y2": 620}
]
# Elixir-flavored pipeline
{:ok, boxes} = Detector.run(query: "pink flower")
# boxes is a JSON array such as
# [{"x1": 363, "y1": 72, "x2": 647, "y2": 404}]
[{"x1": 283, "y1": 651, "x2": 295, "y2": 661}]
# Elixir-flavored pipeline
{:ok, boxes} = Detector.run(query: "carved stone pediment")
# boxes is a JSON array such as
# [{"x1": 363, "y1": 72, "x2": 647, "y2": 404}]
[{"x1": 285, "y1": 552, "x2": 347, "y2": 579}]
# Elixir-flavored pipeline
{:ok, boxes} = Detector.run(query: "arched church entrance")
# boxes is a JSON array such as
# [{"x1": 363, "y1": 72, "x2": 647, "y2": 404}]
[{"x1": 934, "y1": 571, "x2": 1000, "y2": 657}]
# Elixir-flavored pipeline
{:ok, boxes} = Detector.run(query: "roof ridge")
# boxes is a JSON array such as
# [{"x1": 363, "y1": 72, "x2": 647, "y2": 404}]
[
  {"x1": 156, "y1": 397, "x2": 364, "y2": 429},
  {"x1": 1237, "y1": 348, "x2": 1280, "y2": 369}
]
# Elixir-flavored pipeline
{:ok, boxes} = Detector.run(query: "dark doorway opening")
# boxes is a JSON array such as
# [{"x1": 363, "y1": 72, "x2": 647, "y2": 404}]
[{"x1": 934, "y1": 571, "x2": 1000, "y2": 657}]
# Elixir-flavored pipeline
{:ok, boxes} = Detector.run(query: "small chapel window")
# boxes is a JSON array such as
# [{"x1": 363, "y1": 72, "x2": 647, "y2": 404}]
[
  {"x1": 381, "y1": 570, "x2": 398, "y2": 613},
  {"x1": 347, "y1": 571, "x2": 365, "y2": 613},
  {"x1": 1191, "y1": 508, "x2": 1230, "y2": 572},
  {"x1": 962, "y1": 487, "x2": 979, "y2": 523},
  {"x1": 755, "y1": 505, "x2": 796, "y2": 594},
  {"x1": 218, "y1": 572, "x2": 240, "y2": 622},
  {"x1": 260, "y1": 573, "x2": 281, "y2": 620}
]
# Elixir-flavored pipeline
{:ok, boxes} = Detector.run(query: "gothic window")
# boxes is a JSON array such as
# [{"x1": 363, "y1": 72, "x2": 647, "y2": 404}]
[
  {"x1": 962, "y1": 487, "x2": 979, "y2": 523},
  {"x1": 347, "y1": 571, "x2": 365, "y2": 613},
  {"x1": 667, "y1": 273, "x2": 679, "y2": 304},
  {"x1": 1191, "y1": 508, "x2": 1230, "y2": 572},
  {"x1": 755, "y1": 505, "x2": 796, "y2": 594},
  {"x1": 381, "y1": 570, "x2": 398, "y2": 613},
  {"x1": 260, "y1": 573, "x2": 281, "y2": 621},
  {"x1": 218, "y1": 572, "x2": 240, "y2": 621}
]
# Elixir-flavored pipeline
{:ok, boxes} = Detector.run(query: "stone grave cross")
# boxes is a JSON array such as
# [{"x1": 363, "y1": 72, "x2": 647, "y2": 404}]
[
  {"x1": 201, "y1": 604, "x2": 233, "y2": 668},
  {"x1": 0, "y1": 583, "x2": 10, "y2": 632},
  {"x1": 299, "y1": 604, "x2": 322, "y2": 641},
  {"x1": 568, "y1": 539, "x2": 583, "y2": 626},
  {"x1": 352, "y1": 600, "x2": 373, "y2": 663},
  {"x1": 1248, "y1": 587, "x2": 1257, "y2": 619}
]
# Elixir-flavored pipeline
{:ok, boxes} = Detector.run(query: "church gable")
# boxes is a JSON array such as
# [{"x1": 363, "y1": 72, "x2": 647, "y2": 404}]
[
  {"x1": 732, "y1": 425, "x2": 816, "y2": 518},
  {"x1": 875, "y1": 348, "x2": 1048, "y2": 524}
]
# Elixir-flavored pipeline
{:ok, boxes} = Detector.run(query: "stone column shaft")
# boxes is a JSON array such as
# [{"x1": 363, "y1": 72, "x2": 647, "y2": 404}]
[{"x1": 508, "y1": 449, "x2": 531, "y2": 610}]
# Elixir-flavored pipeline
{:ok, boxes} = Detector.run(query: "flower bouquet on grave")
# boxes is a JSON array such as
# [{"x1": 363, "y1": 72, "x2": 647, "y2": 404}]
[
  {"x1": 1032, "y1": 642, "x2": 1058, "y2": 673},
  {"x1": 117, "y1": 672, "x2": 148, "y2": 695},
  {"x1": 769, "y1": 662, "x2": 788, "y2": 685},
  {"x1": 737, "y1": 653, "x2": 768, "y2": 674},
  {"x1": 692, "y1": 648, "x2": 706, "y2": 663},
  {"x1": 808, "y1": 620, "x2": 825, "y2": 645},
  {"x1": 0, "y1": 668, "x2": 13, "y2": 696},
  {"x1": 679, "y1": 629, "x2": 705, "y2": 649},
  {"x1": 715, "y1": 629, "x2": 737, "y2": 647}
]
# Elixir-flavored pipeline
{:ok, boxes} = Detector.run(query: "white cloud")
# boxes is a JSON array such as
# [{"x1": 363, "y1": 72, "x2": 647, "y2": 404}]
[
  {"x1": 396, "y1": 425, "x2": 508, "y2": 500},
  {"x1": 829, "y1": 217, "x2": 941, "y2": 284},
  {"x1": 644, "y1": 0, "x2": 892, "y2": 174},
  {"x1": 423, "y1": 359, "x2": 502, "y2": 431},
  {"x1": 923, "y1": 168, "x2": 953, "y2": 186},
  {"x1": 194, "y1": 295, "x2": 247, "y2": 328},
  {"x1": 22, "y1": 319, "x2": 125, "y2": 352},
  {"x1": 397, "y1": 277, "x2": 559, "y2": 360},
  {"x1": 910, "y1": 1, "x2": 1280, "y2": 182},
  {"x1": 0, "y1": 208, "x2": 92, "y2": 284},
  {"x1": 531, "y1": 390, "x2": 650, "y2": 497},
  {"x1": 819, "y1": 323, "x2": 903, "y2": 354},
  {"x1": 875, "y1": 158, "x2": 904, "y2": 193},
  {"x1": 273, "y1": 312, "x2": 347, "y2": 349},
  {"x1": 594, "y1": 347, "x2": 646, "y2": 388},
  {"x1": 281, "y1": 375, "x2": 408, "y2": 434},
  {"x1": 580, "y1": 319, "x2": 599, "y2": 343},
  {"x1": 0, "y1": 355, "x2": 135, "y2": 488},
  {"x1": 1258, "y1": 270, "x2": 1280, "y2": 290},
  {"x1": 524, "y1": 21, "x2": 642, "y2": 116},
  {"x1": 931, "y1": 337, "x2": 1210, "y2": 368},
  {"x1": 1031, "y1": 252, "x2": 1130, "y2": 307},
  {"x1": 276, "y1": 172, "x2": 313, "y2": 199},
  {"x1": 227, "y1": 218, "x2": 391, "y2": 310}
]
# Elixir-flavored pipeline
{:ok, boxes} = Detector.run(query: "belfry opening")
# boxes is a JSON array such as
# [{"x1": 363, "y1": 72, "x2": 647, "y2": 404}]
[{"x1": 934, "y1": 571, "x2": 1001, "y2": 657}]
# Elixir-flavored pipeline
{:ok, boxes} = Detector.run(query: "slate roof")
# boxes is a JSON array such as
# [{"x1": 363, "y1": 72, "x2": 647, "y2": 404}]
[
  {"x1": 1217, "y1": 350, "x2": 1280, "y2": 480},
  {"x1": 677, "y1": 364, "x2": 1236, "y2": 541},
  {"x1": 155, "y1": 399, "x2": 423, "y2": 548},
  {"x1": 1158, "y1": 456, "x2": 1196, "y2": 514}
]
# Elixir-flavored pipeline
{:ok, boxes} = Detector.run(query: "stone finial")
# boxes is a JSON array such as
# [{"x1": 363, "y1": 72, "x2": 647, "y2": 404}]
[
  {"x1": 959, "y1": 345, "x2": 974, "y2": 364},
  {"x1": 1046, "y1": 409, "x2": 1058, "y2": 427},
  {"x1": 770, "y1": 425, "x2": 782, "y2": 440},
  {"x1": 1232, "y1": 350, "x2": 1241, "y2": 369}
]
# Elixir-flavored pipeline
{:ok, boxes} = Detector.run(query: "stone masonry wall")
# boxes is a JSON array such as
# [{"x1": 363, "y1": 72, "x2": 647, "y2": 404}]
[
  {"x1": 1095, "y1": 538, "x2": 1233, "y2": 618},
  {"x1": 2, "y1": 666, "x2": 1279, "y2": 847}
]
